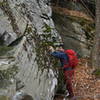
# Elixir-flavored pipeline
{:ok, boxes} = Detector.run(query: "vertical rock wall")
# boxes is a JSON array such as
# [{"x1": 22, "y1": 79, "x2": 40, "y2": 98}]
[{"x1": 0, "y1": 0, "x2": 61, "y2": 100}]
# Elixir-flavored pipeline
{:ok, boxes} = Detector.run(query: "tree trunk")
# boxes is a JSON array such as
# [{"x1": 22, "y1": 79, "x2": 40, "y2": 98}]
[
  {"x1": 92, "y1": 0, "x2": 100, "y2": 69},
  {"x1": 56, "y1": 0, "x2": 59, "y2": 6}
]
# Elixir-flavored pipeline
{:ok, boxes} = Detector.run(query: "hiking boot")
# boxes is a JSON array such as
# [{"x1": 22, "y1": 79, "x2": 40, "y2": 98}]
[
  {"x1": 66, "y1": 95, "x2": 77, "y2": 100},
  {"x1": 70, "y1": 96, "x2": 77, "y2": 100},
  {"x1": 66, "y1": 95, "x2": 73, "y2": 98}
]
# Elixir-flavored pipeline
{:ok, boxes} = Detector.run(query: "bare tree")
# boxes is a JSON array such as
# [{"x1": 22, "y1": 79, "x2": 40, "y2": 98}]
[
  {"x1": 92, "y1": 0, "x2": 100, "y2": 69},
  {"x1": 56, "y1": 0, "x2": 59, "y2": 6}
]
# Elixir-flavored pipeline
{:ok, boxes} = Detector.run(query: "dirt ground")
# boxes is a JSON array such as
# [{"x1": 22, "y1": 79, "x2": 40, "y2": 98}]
[{"x1": 54, "y1": 59, "x2": 100, "y2": 100}]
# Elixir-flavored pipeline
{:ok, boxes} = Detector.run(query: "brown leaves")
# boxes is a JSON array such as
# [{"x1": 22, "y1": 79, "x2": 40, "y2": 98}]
[
  {"x1": 73, "y1": 59, "x2": 100, "y2": 100},
  {"x1": 54, "y1": 59, "x2": 100, "y2": 100}
]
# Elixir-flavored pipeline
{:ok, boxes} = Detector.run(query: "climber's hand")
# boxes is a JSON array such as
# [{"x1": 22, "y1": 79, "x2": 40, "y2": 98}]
[{"x1": 48, "y1": 46, "x2": 55, "y2": 52}]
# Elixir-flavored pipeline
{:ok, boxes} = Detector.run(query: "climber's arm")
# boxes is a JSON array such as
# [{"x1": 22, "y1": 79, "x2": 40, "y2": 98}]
[
  {"x1": 48, "y1": 46, "x2": 64, "y2": 59},
  {"x1": 50, "y1": 51, "x2": 64, "y2": 59}
]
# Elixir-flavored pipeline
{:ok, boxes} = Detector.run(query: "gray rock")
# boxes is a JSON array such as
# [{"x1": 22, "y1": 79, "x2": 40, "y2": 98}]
[
  {"x1": 0, "y1": 31, "x2": 17, "y2": 45},
  {"x1": 12, "y1": 91, "x2": 33, "y2": 100},
  {"x1": 0, "y1": 0, "x2": 59, "y2": 100}
]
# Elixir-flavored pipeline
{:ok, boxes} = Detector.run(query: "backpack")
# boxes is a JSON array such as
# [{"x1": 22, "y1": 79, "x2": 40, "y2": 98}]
[{"x1": 64, "y1": 49, "x2": 78, "y2": 68}]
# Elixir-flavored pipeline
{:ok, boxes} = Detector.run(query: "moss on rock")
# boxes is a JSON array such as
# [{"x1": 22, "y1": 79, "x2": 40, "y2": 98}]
[
  {"x1": 0, "y1": 65, "x2": 18, "y2": 80},
  {"x1": 0, "y1": 96, "x2": 10, "y2": 100},
  {"x1": 0, "y1": 46, "x2": 13, "y2": 56},
  {"x1": 93, "y1": 69, "x2": 100, "y2": 77}
]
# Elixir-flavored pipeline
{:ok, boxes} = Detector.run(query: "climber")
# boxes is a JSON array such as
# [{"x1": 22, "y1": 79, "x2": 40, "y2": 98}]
[{"x1": 49, "y1": 45, "x2": 76, "y2": 99}]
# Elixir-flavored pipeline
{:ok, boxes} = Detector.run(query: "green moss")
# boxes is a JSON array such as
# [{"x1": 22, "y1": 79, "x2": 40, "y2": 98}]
[
  {"x1": 43, "y1": 23, "x2": 53, "y2": 33},
  {"x1": 0, "y1": 39, "x2": 4, "y2": 45},
  {"x1": 22, "y1": 24, "x2": 59, "y2": 74},
  {"x1": 0, "y1": 96, "x2": 9, "y2": 100},
  {"x1": 27, "y1": 24, "x2": 65, "y2": 95},
  {"x1": 33, "y1": 33, "x2": 58, "y2": 72},
  {"x1": 93, "y1": 69, "x2": 100, "y2": 77},
  {"x1": 26, "y1": 26, "x2": 33, "y2": 34},
  {"x1": 0, "y1": 1, "x2": 6, "y2": 6},
  {"x1": 0, "y1": 46, "x2": 13, "y2": 56},
  {"x1": 0, "y1": 65, "x2": 18, "y2": 80}
]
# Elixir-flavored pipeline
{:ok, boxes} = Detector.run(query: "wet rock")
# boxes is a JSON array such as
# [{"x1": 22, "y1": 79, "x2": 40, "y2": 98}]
[{"x1": 0, "y1": 31, "x2": 17, "y2": 46}]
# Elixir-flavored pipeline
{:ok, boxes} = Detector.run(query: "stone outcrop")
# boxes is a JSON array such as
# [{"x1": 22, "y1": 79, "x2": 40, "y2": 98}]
[
  {"x1": 0, "y1": 0, "x2": 95, "y2": 100},
  {"x1": 52, "y1": 1, "x2": 95, "y2": 57},
  {"x1": 0, "y1": 0, "x2": 60, "y2": 100}
]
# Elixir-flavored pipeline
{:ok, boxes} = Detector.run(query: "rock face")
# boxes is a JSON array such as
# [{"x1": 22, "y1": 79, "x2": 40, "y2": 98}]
[
  {"x1": 52, "y1": 1, "x2": 95, "y2": 57},
  {"x1": 0, "y1": 0, "x2": 60, "y2": 100},
  {"x1": 0, "y1": 0, "x2": 95, "y2": 100}
]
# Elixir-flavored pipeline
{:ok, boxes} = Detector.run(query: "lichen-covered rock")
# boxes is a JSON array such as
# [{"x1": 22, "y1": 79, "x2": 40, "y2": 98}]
[
  {"x1": 0, "y1": 0, "x2": 60, "y2": 100},
  {"x1": 52, "y1": 10, "x2": 95, "y2": 57},
  {"x1": 0, "y1": 95, "x2": 10, "y2": 100},
  {"x1": 0, "y1": 0, "x2": 95, "y2": 100}
]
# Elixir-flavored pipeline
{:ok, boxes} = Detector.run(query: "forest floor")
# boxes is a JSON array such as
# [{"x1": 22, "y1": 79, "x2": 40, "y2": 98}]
[{"x1": 54, "y1": 59, "x2": 100, "y2": 100}]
